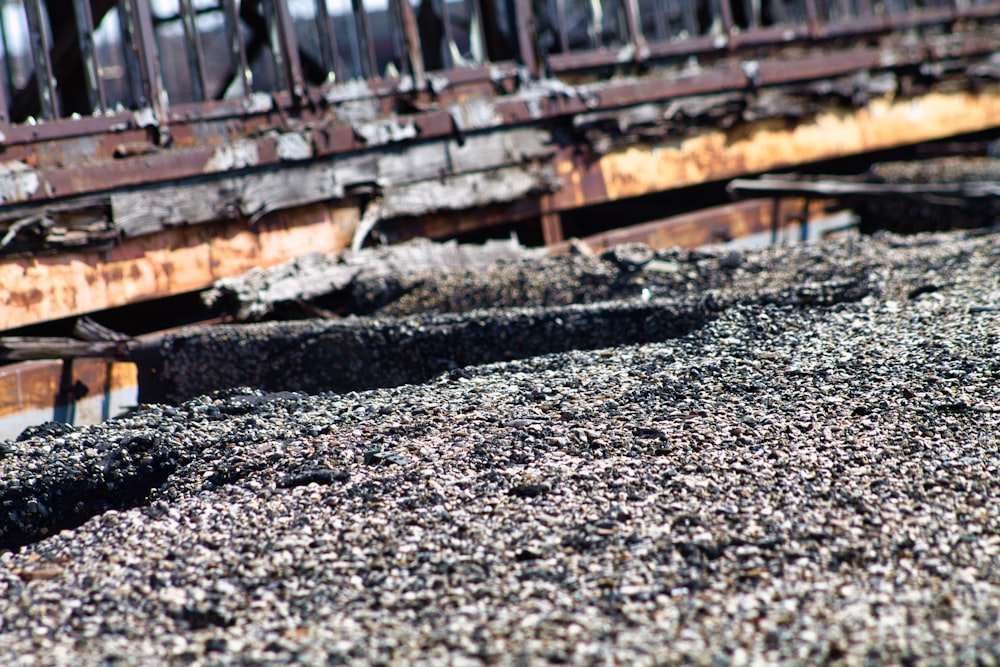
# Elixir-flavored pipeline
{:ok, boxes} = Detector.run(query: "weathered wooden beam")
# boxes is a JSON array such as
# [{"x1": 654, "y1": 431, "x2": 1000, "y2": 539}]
[
  {"x1": 0, "y1": 201, "x2": 360, "y2": 331},
  {"x1": 204, "y1": 236, "x2": 543, "y2": 321},
  {"x1": 0, "y1": 337, "x2": 132, "y2": 362},
  {"x1": 562, "y1": 88, "x2": 1000, "y2": 209},
  {"x1": 728, "y1": 178, "x2": 1000, "y2": 198}
]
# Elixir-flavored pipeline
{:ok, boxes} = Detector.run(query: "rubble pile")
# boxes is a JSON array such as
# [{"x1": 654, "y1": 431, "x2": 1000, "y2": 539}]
[{"x1": 1, "y1": 227, "x2": 999, "y2": 665}]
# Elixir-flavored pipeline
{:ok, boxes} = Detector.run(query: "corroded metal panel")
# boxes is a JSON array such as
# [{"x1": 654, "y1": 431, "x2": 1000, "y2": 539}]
[
  {"x1": 597, "y1": 88, "x2": 1000, "y2": 203},
  {"x1": 0, "y1": 202, "x2": 360, "y2": 331},
  {"x1": 0, "y1": 359, "x2": 138, "y2": 440}
]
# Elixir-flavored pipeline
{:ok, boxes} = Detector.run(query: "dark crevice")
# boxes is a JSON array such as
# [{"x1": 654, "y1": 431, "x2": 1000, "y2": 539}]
[{"x1": 1, "y1": 433, "x2": 191, "y2": 551}]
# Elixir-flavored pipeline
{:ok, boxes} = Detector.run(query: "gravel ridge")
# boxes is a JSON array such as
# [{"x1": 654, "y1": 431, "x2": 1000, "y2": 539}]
[{"x1": 1, "y1": 228, "x2": 999, "y2": 665}]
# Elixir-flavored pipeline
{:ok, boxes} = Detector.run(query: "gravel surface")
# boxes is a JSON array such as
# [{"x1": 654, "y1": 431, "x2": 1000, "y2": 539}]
[
  {"x1": 2, "y1": 228, "x2": 1000, "y2": 665},
  {"x1": 140, "y1": 242, "x2": 874, "y2": 403}
]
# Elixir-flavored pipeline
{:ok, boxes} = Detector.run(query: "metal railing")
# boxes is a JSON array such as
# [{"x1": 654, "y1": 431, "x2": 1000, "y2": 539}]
[{"x1": 0, "y1": 0, "x2": 996, "y2": 135}]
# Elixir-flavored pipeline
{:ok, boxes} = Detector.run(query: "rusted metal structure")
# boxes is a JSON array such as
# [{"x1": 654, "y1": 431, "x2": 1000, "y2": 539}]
[{"x1": 1, "y1": 0, "x2": 1000, "y2": 433}]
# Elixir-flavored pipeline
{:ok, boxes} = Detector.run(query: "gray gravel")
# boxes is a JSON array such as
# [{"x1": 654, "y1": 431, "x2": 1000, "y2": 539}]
[
  {"x1": 139, "y1": 242, "x2": 875, "y2": 403},
  {"x1": 2, "y1": 228, "x2": 1000, "y2": 665}
]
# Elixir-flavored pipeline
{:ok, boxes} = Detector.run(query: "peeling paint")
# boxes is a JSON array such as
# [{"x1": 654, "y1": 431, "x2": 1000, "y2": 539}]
[
  {"x1": 204, "y1": 140, "x2": 260, "y2": 172},
  {"x1": 383, "y1": 166, "x2": 560, "y2": 218},
  {"x1": 241, "y1": 92, "x2": 274, "y2": 114},
  {"x1": 324, "y1": 79, "x2": 375, "y2": 104},
  {"x1": 276, "y1": 132, "x2": 313, "y2": 161},
  {"x1": 426, "y1": 73, "x2": 449, "y2": 94},
  {"x1": 518, "y1": 78, "x2": 601, "y2": 119},
  {"x1": 0, "y1": 161, "x2": 41, "y2": 203},
  {"x1": 449, "y1": 98, "x2": 503, "y2": 131},
  {"x1": 336, "y1": 98, "x2": 382, "y2": 124},
  {"x1": 353, "y1": 116, "x2": 419, "y2": 145},
  {"x1": 133, "y1": 107, "x2": 158, "y2": 128}
]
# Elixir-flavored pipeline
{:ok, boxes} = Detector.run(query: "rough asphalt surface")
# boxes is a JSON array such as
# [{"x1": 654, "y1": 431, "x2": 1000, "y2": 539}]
[{"x1": 2, "y1": 228, "x2": 999, "y2": 665}]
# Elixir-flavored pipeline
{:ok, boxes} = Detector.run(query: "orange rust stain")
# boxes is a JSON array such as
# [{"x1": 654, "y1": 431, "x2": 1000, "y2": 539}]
[
  {"x1": 600, "y1": 88, "x2": 1000, "y2": 202},
  {"x1": 1, "y1": 200, "x2": 361, "y2": 330},
  {"x1": 0, "y1": 362, "x2": 60, "y2": 418}
]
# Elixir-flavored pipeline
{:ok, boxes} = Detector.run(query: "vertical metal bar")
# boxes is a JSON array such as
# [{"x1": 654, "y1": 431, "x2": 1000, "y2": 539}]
[
  {"x1": 770, "y1": 197, "x2": 781, "y2": 245},
  {"x1": 351, "y1": 0, "x2": 378, "y2": 79},
  {"x1": 799, "y1": 198, "x2": 810, "y2": 242},
  {"x1": 394, "y1": 0, "x2": 427, "y2": 87},
  {"x1": 555, "y1": 0, "x2": 570, "y2": 52},
  {"x1": 540, "y1": 199, "x2": 564, "y2": 245},
  {"x1": 128, "y1": 0, "x2": 168, "y2": 120},
  {"x1": 0, "y1": 46, "x2": 9, "y2": 131},
  {"x1": 315, "y1": 0, "x2": 342, "y2": 81},
  {"x1": 649, "y1": 0, "x2": 668, "y2": 39},
  {"x1": 117, "y1": 0, "x2": 148, "y2": 108},
  {"x1": 23, "y1": 0, "x2": 60, "y2": 119},
  {"x1": 803, "y1": 0, "x2": 821, "y2": 36},
  {"x1": 179, "y1": 0, "x2": 209, "y2": 101},
  {"x1": 513, "y1": 0, "x2": 540, "y2": 76},
  {"x1": 261, "y1": 0, "x2": 288, "y2": 91},
  {"x1": 269, "y1": 0, "x2": 306, "y2": 99},
  {"x1": 680, "y1": 0, "x2": 698, "y2": 35},
  {"x1": 769, "y1": 0, "x2": 788, "y2": 23},
  {"x1": 222, "y1": 0, "x2": 252, "y2": 94},
  {"x1": 72, "y1": 0, "x2": 108, "y2": 113},
  {"x1": 435, "y1": 0, "x2": 458, "y2": 69},
  {"x1": 0, "y1": 3, "x2": 17, "y2": 124},
  {"x1": 621, "y1": 0, "x2": 646, "y2": 58},
  {"x1": 467, "y1": 0, "x2": 488, "y2": 61},
  {"x1": 717, "y1": 0, "x2": 736, "y2": 44},
  {"x1": 587, "y1": 0, "x2": 604, "y2": 48}
]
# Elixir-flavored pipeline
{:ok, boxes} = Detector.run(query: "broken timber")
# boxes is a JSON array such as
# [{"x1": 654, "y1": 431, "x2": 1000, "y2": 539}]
[
  {"x1": 204, "y1": 236, "x2": 544, "y2": 321},
  {"x1": 729, "y1": 157, "x2": 1000, "y2": 232}
]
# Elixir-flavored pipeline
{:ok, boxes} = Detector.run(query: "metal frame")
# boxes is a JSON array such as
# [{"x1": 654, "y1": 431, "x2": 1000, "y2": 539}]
[
  {"x1": 0, "y1": 0, "x2": 994, "y2": 126},
  {"x1": 0, "y1": 0, "x2": 993, "y2": 206}
]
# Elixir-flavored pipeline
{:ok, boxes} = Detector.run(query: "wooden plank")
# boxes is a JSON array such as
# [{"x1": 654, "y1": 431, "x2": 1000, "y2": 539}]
[
  {"x1": 0, "y1": 201, "x2": 360, "y2": 331},
  {"x1": 586, "y1": 88, "x2": 1000, "y2": 207},
  {"x1": 0, "y1": 337, "x2": 131, "y2": 362},
  {"x1": 111, "y1": 165, "x2": 347, "y2": 236},
  {"x1": 205, "y1": 236, "x2": 542, "y2": 321},
  {"x1": 110, "y1": 127, "x2": 555, "y2": 238},
  {"x1": 728, "y1": 178, "x2": 1000, "y2": 198}
]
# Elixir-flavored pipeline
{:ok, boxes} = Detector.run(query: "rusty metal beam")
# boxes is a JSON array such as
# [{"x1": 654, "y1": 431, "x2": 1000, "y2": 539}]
[
  {"x1": 513, "y1": 0, "x2": 540, "y2": 77},
  {"x1": 394, "y1": 0, "x2": 427, "y2": 89},
  {"x1": 0, "y1": 201, "x2": 360, "y2": 331},
  {"x1": 0, "y1": 68, "x2": 998, "y2": 217},
  {"x1": 0, "y1": 358, "x2": 137, "y2": 437},
  {"x1": 546, "y1": 198, "x2": 830, "y2": 253},
  {"x1": 551, "y1": 87, "x2": 1000, "y2": 208}
]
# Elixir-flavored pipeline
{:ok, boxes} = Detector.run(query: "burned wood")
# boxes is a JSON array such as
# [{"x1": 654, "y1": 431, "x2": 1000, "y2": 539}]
[
  {"x1": 203, "y1": 236, "x2": 544, "y2": 321},
  {"x1": 729, "y1": 157, "x2": 1000, "y2": 234},
  {"x1": 72, "y1": 317, "x2": 130, "y2": 343},
  {"x1": 728, "y1": 178, "x2": 1000, "y2": 199},
  {"x1": 0, "y1": 338, "x2": 131, "y2": 362},
  {"x1": 0, "y1": 317, "x2": 132, "y2": 362}
]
